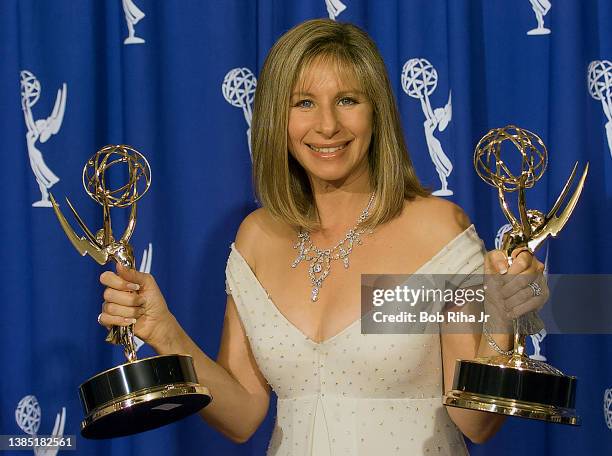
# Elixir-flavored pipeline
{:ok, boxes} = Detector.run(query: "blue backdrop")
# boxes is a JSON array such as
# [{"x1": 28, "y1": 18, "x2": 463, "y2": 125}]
[{"x1": 1, "y1": 1, "x2": 611, "y2": 455}]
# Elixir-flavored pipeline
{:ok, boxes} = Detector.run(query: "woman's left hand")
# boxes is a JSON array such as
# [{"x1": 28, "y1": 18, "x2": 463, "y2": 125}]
[{"x1": 483, "y1": 247, "x2": 549, "y2": 323}]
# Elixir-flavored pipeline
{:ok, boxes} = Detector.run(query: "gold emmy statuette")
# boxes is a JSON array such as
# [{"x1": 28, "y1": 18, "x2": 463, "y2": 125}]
[
  {"x1": 443, "y1": 126, "x2": 588, "y2": 425},
  {"x1": 50, "y1": 145, "x2": 211, "y2": 439}
]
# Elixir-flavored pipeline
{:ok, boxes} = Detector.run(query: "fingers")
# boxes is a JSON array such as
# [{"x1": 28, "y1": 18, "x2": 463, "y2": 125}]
[
  {"x1": 98, "y1": 269, "x2": 147, "y2": 330},
  {"x1": 500, "y1": 276, "x2": 549, "y2": 318},
  {"x1": 508, "y1": 247, "x2": 541, "y2": 274},
  {"x1": 100, "y1": 270, "x2": 141, "y2": 292},
  {"x1": 115, "y1": 262, "x2": 151, "y2": 287},
  {"x1": 504, "y1": 296, "x2": 546, "y2": 319},
  {"x1": 505, "y1": 250, "x2": 544, "y2": 292},
  {"x1": 486, "y1": 249, "x2": 542, "y2": 279},
  {"x1": 485, "y1": 249, "x2": 509, "y2": 274},
  {"x1": 103, "y1": 287, "x2": 144, "y2": 307},
  {"x1": 97, "y1": 265, "x2": 163, "y2": 336},
  {"x1": 484, "y1": 247, "x2": 549, "y2": 322},
  {"x1": 504, "y1": 288, "x2": 534, "y2": 318},
  {"x1": 98, "y1": 311, "x2": 138, "y2": 328},
  {"x1": 102, "y1": 301, "x2": 144, "y2": 319},
  {"x1": 499, "y1": 273, "x2": 540, "y2": 299}
]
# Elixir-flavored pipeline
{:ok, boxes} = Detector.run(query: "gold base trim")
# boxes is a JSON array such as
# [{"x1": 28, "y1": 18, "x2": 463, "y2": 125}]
[
  {"x1": 469, "y1": 354, "x2": 569, "y2": 376},
  {"x1": 81, "y1": 382, "x2": 212, "y2": 431},
  {"x1": 443, "y1": 390, "x2": 580, "y2": 425}
]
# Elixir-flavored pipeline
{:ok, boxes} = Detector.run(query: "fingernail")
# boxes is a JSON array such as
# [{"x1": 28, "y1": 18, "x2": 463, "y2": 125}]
[
  {"x1": 497, "y1": 262, "x2": 508, "y2": 274},
  {"x1": 127, "y1": 283, "x2": 140, "y2": 291},
  {"x1": 124, "y1": 318, "x2": 137, "y2": 324}
]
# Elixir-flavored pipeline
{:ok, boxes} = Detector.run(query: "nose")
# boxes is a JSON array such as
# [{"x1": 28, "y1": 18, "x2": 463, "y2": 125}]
[{"x1": 315, "y1": 104, "x2": 341, "y2": 138}]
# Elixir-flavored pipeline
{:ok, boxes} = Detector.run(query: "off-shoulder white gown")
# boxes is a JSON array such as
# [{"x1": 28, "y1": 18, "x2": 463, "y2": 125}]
[{"x1": 225, "y1": 225, "x2": 485, "y2": 455}]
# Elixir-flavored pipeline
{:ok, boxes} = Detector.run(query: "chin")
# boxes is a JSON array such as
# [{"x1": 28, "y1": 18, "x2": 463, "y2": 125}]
[{"x1": 306, "y1": 166, "x2": 359, "y2": 186}]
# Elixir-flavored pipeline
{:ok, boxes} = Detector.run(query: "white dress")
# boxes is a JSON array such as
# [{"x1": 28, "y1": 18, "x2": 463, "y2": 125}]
[{"x1": 225, "y1": 225, "x2": 485, "y2": 455}]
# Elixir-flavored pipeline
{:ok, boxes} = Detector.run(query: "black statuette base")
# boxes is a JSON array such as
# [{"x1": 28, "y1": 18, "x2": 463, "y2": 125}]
[
  {"x1": 79, "y1": 354, "x2": 212, "y2": 439},
  {"x1": 444, "y1": 359, "x2": 579, "y2": 426}
]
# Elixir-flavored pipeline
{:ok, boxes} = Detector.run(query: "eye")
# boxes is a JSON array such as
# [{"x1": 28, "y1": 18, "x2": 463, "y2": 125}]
[
  {"x1": 338, "y1": 97, "x2": 358, "y2": 106},
  {"x1": 294, "y1": 99, "x2": 313, "y2": 108}
]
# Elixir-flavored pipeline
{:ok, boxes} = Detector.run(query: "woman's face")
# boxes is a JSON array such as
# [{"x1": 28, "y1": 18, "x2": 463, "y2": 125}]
[{"x1": 287, "y1": 59, "x2": 373, "y2": 189}]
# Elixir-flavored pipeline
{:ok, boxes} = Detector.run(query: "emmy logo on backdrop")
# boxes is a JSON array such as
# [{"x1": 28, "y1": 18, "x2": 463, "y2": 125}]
[
  {"x1": 605, "y1": 389, "x2": 612, "y2": 430},
  {"x1": 325, "y1": 0, "x2": 347, "y2": 20},
  {"x1": 15, "y1": 395, "x2": 66, "y2": 456},
  {"x1": 588, "y1": 60, "x2": 612, "y2": 159},
  {"x1": 222, "y1": 68, "x2": 257, "y2": 160},
  {"x1": 529, "y1": 329, "x2": 548, "y2": 361},
  {"x1": 527, "y1": 0, "x2": 551, "y2": 35},
  {"x1": 402, "y1": 58, "x2": 453, "y2": 196},
  {"x1": 20, "y1": 71, "x2": 67, "y2": 208},
  {"x1": 122, "y1": 0, "x2": 145, "y2": 45},
  {"x1": 494, "y1": 224, "x2": 512, "y2": 250}
]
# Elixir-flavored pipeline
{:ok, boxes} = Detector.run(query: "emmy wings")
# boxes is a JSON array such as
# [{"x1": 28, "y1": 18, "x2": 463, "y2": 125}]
[
  {"x1": 526, "y1": 162, "x2": 589, "y2": 253},
  {"x1": 49, "y1": 193, "x2": 136, "y2": 265}
]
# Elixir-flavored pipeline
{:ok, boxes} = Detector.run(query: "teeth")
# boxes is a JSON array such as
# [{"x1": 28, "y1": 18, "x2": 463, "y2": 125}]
[{"x1": 308, "y1": 143, "x2": 347, "y2": 153}]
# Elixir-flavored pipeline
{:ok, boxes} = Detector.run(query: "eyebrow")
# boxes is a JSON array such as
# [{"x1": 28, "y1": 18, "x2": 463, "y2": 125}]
[{"x1": 291, "y1": 90, "x2": 365, "y2": 98}]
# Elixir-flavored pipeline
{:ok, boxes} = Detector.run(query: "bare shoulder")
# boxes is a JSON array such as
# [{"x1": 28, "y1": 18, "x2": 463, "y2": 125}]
[
  {"x1": 234, "y1": 207, "x2": 293, "y2": 272},
  {"x1": 401, "y1": 195, "x2": 472, "y2": 249}
]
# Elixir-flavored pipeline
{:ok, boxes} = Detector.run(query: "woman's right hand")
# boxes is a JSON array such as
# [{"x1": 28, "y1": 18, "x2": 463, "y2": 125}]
[{"x1": 98, "y1": 262, "x2": 174, "y2": 348}]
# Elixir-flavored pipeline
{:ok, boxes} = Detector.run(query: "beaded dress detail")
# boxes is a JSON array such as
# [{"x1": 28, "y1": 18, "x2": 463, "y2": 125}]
[{"x1": 225, "y1": 225, "x2": 485, "y2": 455}]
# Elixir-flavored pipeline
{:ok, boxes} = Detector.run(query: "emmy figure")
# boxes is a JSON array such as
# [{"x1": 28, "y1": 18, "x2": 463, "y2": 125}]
[
  {"x1": 588, "y1": 60, "x2": 612, "y2": 159},
  {"x1": 402, "y1": 58, "x2": 453, "y2": 196},
  {"x1": 325, "y1": 0, "x2": 347, "y2": 20},
  {"x1": 15, "y1": 395, "x2": 65, "y2": 456},
  {"x1": 527, "y1": 0, "x2": 552, "y2": 35},
  {"x1": 445, "y1": 125, "x2": 588, "y2": 425},
  {"x1": 49, "y1": 146, "x2": 210, "y2": 438},
  {"x1": 20, "y1": 71, "x2": 67, "y2": 207},
  {"x1": 222, "y1": 67, "x2": 257, "y2": 160},
  {"x1": 122, "y1": 0, "x2": 145, "y2": 45}
]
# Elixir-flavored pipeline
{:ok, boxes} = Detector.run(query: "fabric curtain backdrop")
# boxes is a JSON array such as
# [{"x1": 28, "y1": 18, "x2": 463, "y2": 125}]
[{"x1": 1, "y1": 0, "x2": 610, "y2": 455}]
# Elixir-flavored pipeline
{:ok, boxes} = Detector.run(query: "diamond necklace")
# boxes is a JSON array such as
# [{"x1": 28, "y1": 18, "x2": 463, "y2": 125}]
[{"x1": 291, "y1": 193, "x2": 375, "y2": 302}]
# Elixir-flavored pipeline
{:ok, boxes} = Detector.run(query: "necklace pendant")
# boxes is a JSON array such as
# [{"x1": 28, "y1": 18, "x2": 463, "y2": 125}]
[
  {"x1": 311, "y1": 286, "x2": 319, "y2": 302},
  {"x1": 313, "y1": 262, "x2": 322, "y2": 273},
  {"x1": 343, "y1": 256, "x2": 350, "y2": 269}
]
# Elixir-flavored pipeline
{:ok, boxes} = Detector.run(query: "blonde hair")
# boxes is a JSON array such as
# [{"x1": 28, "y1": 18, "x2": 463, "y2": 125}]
[{"x1": 251, "y1": 19, "x2": 429, "y2": 230}]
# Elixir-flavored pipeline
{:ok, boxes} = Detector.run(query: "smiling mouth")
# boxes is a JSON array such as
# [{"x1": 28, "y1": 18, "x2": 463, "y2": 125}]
[{"x1": 307, "y1": 142, "x2": 350, "y2": 154}]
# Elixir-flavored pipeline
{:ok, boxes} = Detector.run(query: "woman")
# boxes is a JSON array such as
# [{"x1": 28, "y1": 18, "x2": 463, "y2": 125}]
[{"x1": 98, "y1": 19, "x2": 547, "y2": 455}]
